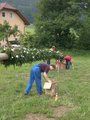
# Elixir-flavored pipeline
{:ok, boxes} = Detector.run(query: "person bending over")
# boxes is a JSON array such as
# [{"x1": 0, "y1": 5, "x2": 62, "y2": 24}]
[{"x1": 25, "y1": 62, "x2": 56, "y2": 95}]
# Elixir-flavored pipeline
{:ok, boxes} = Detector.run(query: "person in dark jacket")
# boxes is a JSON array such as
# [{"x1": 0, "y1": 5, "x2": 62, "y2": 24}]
[{"x1": 25, "y1": 62, "x2": 56, "y2": 95}]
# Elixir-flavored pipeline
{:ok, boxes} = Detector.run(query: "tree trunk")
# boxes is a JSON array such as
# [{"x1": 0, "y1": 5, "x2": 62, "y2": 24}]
[{"x1": 6, "y1": 36, "x2": 10, "y2": 47}]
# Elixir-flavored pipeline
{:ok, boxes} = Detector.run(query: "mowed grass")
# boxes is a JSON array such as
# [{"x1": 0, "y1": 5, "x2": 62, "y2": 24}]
[{"x1": 0, "y1": 50, "x2": 90, "y2": 120}]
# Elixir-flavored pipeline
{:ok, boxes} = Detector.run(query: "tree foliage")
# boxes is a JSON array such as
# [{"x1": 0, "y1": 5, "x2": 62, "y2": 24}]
[
  {"x1": 79, "y1": 17, "x2": 90, "y2": 49},
  {"x1": 76, "y1": 0, "x2": 90, "y2": 50},
  {"x1": 35, "y1": 0, "x2": 90, "y2": 49},
  {"x1": 20, "y1": 32, "x2": 36, "y2": 48},
  {"x1": 0, "y1": 47, "x2": 63, "y2": 67},
  {"x1": 35, "y1": 0, "x2": 81, "y2": 48}
]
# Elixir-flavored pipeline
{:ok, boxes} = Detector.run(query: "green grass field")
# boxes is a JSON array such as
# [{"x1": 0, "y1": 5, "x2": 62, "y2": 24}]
[{"x1": 0, "y1": 50, "x2": 90, "y2": 120}]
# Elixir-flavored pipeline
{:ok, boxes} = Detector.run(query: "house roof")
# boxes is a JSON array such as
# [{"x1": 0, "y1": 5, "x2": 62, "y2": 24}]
[{"x1": 0, "y1": 2, "x2": 29, "y2": 25}]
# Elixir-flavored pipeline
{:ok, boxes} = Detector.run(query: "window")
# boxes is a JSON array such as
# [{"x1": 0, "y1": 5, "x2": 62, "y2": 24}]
[
  {"x1": 2, "y1": 12, "x2": 5, "y2": 17},
  {"x1": 10, "y1": 12, "x2": 14, "y2": 19}
]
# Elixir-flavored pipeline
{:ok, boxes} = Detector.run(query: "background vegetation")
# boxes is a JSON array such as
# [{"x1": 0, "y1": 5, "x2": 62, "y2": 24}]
[{"x1": 35, "y1": 0, "x2": 90, "y2": 49}]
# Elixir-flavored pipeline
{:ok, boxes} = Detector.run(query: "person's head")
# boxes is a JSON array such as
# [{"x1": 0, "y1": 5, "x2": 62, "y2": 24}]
[
  {"x1": 52, "y1": 46, "x2": 55, "y2": 50},
  {"x1": 49, "y1": 64, "x2": 56, "y2": 70},
  {"x1": 50, "y1": 46, "x2": 55, "y2": 51}
]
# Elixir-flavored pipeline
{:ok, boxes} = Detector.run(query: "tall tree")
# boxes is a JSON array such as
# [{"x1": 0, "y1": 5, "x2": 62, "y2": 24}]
[
  {"x1": 35, "y1": 0, "x2": 83, "y2": 48},
  {"x1": 75, "y1": 0, "x2": 90, "y2": 49}
]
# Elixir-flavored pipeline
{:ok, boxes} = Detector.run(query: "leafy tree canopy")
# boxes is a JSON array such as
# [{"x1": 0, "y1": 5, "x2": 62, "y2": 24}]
[{"x1": 35, "y1": 0, "x2": 90, "y2": 49}]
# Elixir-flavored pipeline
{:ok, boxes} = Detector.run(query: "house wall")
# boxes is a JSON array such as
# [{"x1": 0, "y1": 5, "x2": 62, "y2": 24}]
[
  {"x1": 0, "y1": 9, "x2": 25, "y2": 32},
  {"x1": 0, "y1": 9, "x2": 25, "y2": 42}
]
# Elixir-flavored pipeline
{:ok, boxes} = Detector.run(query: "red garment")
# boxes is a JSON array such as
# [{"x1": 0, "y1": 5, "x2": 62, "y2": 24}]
[{"x1": 64, "y1": 56, "x2": 72, "y2": 61}]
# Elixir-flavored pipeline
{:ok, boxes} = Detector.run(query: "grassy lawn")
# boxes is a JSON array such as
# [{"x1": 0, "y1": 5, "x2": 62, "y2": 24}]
[{"x1": 0, "y1": 50, "x2": 90, "y2": 120}]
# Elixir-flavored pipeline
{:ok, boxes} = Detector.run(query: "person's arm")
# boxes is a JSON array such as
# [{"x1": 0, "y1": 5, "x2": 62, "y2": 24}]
[{"x1": 43, "y1": 72, "x2": 52, "y2": 83}]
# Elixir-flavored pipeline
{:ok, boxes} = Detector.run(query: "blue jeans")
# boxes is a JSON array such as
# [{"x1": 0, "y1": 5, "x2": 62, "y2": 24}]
[{"x1": 25, "y1": 64, "x2": 42, "y2": 94}]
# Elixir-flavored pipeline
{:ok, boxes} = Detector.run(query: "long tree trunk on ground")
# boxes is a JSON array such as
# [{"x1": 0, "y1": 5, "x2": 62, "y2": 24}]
[{"x1": 0, "y1": 53, "x2": 8, "y2": 60}]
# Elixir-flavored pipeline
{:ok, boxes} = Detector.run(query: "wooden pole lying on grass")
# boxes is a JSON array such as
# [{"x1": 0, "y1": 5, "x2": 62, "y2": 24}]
[{"x1": 0, "y1": 53, "x2": 9, "y2": 61}]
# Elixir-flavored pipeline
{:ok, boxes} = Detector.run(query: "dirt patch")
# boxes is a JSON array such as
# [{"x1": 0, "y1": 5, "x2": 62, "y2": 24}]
[
  {"x1": 53, "y1": 106, "x2": 72, "y2": 117},
  {"x1": 25, "y1": 113, "x2": 54, "y2": 120},
  {"x1": 25, "y1": 106, "x2": 72, "y2": 120}
]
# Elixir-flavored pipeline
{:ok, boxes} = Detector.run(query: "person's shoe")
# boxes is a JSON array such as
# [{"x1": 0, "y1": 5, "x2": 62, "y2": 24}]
[
  {"x1": 38, "y1": 92, "x2": 42, "y2": 96},
  {"x1": 24, "y1": 92, "x2": 28, "y2": 95}
]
